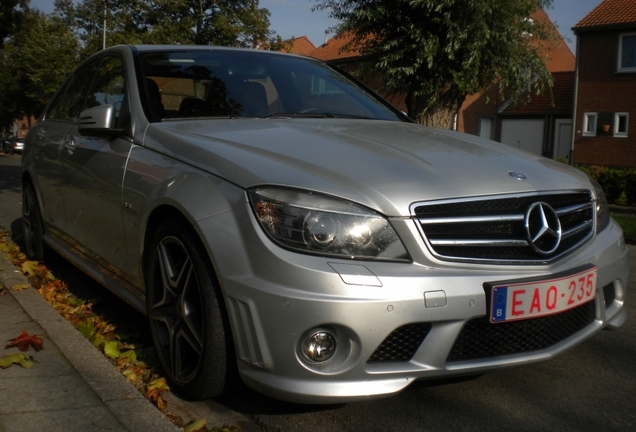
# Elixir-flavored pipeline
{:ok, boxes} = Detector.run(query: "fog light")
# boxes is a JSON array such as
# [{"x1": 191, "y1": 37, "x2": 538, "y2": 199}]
[{"x1": 299, "y1": 328, "x2": 337, "y2": 364}]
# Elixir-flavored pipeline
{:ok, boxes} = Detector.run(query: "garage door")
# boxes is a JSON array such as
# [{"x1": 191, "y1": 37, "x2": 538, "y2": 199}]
[{"x1": 501, "y1": 119, "x2": 545, "y2": 156}]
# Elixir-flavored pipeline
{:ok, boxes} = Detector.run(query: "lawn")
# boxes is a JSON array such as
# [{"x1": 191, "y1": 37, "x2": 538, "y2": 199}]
[{"x1": 612, "y1": 212, "x2": 636, "y2": 244}]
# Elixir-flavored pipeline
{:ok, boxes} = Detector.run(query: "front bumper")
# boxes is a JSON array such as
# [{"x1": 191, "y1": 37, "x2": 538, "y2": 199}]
[{"x1": 199, "y1": 206, "x2": 629, "y2": 404}]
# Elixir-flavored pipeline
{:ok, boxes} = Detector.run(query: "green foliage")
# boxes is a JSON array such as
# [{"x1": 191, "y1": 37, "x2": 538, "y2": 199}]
[
  {"x1": 264, "y1": 35, "x2": 295, "y2": 52},
  {"x1": 623, "y1": 170, "x2": 636, "y2": 205},
  {"x1": 1, "y1": 0, "x2": 276, "y2": 128},
  {"x1": 54, "y1": 0, "x2": 272, "y2": 58},
  {"x1": 0, "y1": 10, "x2": 79, "y2": 128},
  {"x1": 315, "y1": 0, "x2": 554, "y2": 128},
  {"x1": 611, "y1": 213, "x2": 636, "y2": 244},
  {"x1": 597, "y1": 169, "x2": 624, "y2": 204},
  {"x1": 0, "y1": 0, "x2": 28, "y2": 47},
  {"x1": 575, "y1": 165, "x2": 636, "y2": 205}
]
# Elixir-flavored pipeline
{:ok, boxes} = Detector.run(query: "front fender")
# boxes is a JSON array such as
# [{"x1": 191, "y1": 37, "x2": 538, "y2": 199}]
[{"x1": 121, "y1": 144, "x2": 246, "y2": 287}]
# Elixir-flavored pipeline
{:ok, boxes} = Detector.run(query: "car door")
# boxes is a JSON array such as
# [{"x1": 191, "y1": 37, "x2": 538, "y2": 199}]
[
  {"x1": 28, "y1": 61, "x2": 99, "y2": 238},
  {"x1": 59, "y1": 54, "x2": 134, "y2": 276}
]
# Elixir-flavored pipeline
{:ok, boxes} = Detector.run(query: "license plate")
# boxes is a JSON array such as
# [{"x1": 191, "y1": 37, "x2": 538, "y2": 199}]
[{"x1": 490, "y1": 267, "x2": 597, "y2": 324}]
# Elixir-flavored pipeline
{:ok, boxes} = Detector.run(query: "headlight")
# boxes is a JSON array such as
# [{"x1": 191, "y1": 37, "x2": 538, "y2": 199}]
[
  {"x1": 248, "y1": 187, "x2": 411, "y2": 262},
  {"x1": 589, "y1": 176, "x2": 610, "y2": 233}
]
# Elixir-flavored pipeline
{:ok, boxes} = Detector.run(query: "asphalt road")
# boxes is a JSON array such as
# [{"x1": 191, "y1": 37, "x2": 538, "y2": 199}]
[{"x1": 1, "y1": 152, "x2": 635, "y2": 432}]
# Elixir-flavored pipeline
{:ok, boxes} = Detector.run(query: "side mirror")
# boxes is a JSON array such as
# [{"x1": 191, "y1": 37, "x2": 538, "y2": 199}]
[{"x1": 78, "y1": 104, "x2": 125, "y2": 137}]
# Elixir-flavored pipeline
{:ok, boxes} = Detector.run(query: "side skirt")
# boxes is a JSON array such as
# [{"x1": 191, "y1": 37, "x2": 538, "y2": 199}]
[{"x1": 43, "y1": 232, "x2": 146, "y2": 314}]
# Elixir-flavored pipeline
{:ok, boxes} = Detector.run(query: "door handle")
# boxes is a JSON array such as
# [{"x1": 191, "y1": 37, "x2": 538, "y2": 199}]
[{"x1": 63, "y1": 137, "x2": 75, "y2": 154}]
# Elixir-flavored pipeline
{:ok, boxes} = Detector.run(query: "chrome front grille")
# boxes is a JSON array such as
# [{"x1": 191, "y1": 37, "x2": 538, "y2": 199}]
[{"x1": 411, "y1": 192, "x2": 594, "y2": 264}]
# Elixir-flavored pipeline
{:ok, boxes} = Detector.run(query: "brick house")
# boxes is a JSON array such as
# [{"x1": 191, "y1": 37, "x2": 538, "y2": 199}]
[
  {"x1": 287, "y1": 36, "x2": 317, "y2": 56},
  {"x1": 572, "y1": 0, "x2": 636, "y2": 167},
  {"x1": 308, "y1": 9, "x2": 576, "y2": 160}
]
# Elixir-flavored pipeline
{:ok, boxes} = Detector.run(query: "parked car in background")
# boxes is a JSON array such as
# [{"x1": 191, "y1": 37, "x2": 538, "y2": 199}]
[
  {"x1": 3, "y1": 137, "x2": 24, "y2": 154},
  {"x1": 21, "y1": 45, "x2": 629, "y2": 404}
]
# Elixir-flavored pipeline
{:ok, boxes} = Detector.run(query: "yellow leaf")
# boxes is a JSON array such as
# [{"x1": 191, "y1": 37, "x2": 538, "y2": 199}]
[
  {"x1": 119, "y1": 349, "x2": 137, "y2": 362},
  {"x1": 147, "y1": 377, "x2": 170, "y2": 391},
  {"x1": 184, "y1": 418, "x2": 207, "y2": 432},
  {"x1": 11, "y1": 284, "x2": 30, "y2": 291},
  {"x1": 122, "y1": 369, "x2": 140, "y2": 383},
  {"x1": 21, "y1": 261, "x2": 41, "y2": 277},
  {"x1": 104, "y1": 341, "x2": 121, "y2": 359},
  {"x1": 0, "y1": 353, "x2": 34, "y2": 369}
]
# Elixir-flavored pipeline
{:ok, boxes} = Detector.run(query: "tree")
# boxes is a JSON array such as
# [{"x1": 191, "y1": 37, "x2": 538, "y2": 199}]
[
  {"x1": 144, "y1": 0, "x2": 271, "y2": 47},
  {"x1": 0, "y1": 10, "x2": 79, "y2": 129},
  {"x1": 54, "y1": 0, "x2": 273, "y2": 58},
  {"x1": 0, "y1": 0, "x2": 28, "y2": 47},
  {"x1": 315, "y1": 0, "x2": 555, "y2": 128}
]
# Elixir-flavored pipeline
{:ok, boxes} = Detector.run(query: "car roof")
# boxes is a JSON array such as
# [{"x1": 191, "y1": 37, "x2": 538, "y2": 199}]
[{"x1": 123, "y1": 44, "x2": 316, "y2": 61}]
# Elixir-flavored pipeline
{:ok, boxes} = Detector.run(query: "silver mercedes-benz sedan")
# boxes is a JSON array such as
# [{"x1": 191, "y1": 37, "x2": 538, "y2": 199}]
[{"x1": 21, "y1": 45, "x2": 629, "y2": 404}]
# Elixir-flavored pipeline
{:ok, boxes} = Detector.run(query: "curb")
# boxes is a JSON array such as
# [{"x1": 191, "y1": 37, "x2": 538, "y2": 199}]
[{"x1": 0, "y1": 250, "x2": 179, "y2": 432}]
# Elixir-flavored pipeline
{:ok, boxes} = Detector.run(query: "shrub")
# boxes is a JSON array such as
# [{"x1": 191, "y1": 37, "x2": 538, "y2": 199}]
[
  {"x1": 597, "y1": 169, "x2": 624, "y2": 204},
  {"x1": 624, "y1": 169, "x2": 636, "y2": 205}
]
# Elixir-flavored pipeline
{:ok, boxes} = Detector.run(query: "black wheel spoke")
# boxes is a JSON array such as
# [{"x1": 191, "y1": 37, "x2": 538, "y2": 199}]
[
  {"x1": 148, "y1": 235, "x2": 207, "y2": 384},
  {"x1": 146, "y1": 221, "x2": 227, "y2": 398},
  {"x1": 22, "y1": 184, "x2": 44, "y2": 261}
]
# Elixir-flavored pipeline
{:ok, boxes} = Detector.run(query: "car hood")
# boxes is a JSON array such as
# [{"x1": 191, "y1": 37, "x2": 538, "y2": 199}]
[{"x1": 144, "y1": 119, "x2": 591, "y2": 216}]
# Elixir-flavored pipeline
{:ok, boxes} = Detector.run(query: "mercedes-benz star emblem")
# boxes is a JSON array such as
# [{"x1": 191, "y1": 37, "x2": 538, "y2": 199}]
[
  {"x1": 524, "y1": 202, "x2": 562, "y2": 255},
  {"x1": 508, "y1": 171, "x2": 527, "y2": 180}
]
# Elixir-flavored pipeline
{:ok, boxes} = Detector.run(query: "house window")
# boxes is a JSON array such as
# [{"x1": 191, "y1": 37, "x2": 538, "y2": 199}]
[
  {"x1": 618, "y1": 33, "x2": 636, "y2": 71},
  {"x1": 310, "y1": 76, "x2": 343, "y2": 95},
  {"x1": 582, "y1": 112, "x2": 597, "y2": 137},
  {"x1": 614, "y1": 112, "x2": 629, "y2": 137}
]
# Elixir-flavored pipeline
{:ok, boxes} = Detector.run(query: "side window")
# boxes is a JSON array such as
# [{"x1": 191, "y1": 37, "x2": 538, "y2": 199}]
[
  {"x1": 84, "y1": 56, "x2": 126, "y2": 124},
  {"x1": 582, "y1": 112, "x2": 597, "y2": 137},
  {"x1": 47, "y1": 60, "x2": 99, "y2": 121},
  {"x1": 614, "y1": 112, "x2": 629, "y2": 138},
  {"x1": 618, "y1": 33, "x2": 636, "y2": 72}
]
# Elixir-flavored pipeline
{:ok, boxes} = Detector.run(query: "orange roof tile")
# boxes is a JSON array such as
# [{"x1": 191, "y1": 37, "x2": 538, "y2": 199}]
[
  {"x1": 309, "y1": 32, "x2": 365, "y2": 61},
  {"x1": 501, "y1": 71, "x2": 575, "y2": 115},
  {"x1": 288, "y1": 36, "x2": 316, "y2": 56},
  {"x1": 533, "y1": 8, "x2": 575, "y2": 71},
  {"x1": 310, "y1": 9, "x2": 574, "y2": 72},
  {"x1": 574, "y1": 0, "x2": 636, "y2": 31}
]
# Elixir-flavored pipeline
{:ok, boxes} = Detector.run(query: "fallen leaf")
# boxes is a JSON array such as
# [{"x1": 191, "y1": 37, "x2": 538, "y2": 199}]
[
  {"x1": 77, "y1": 321, "x2": 96, "y2": 339},
  {"x1": 104, "y1": 340, "x2": 120, "y2": 359},
  {"x1": 156, "y1": 395, "x2": 168, "y2": 411},
  {"x1": 21, "y1": 261, "x2": 41, "y2": 277},
  {"x1": 122, "y1": 369, "x2": 140, "y2": 384},
  {"x1": 5, "y1": 330, "x2": 44, "y2": 352},
  {"x1": 11, "y1": 284, "x2": 30, "y2": 291},
  {"x1": 119, "y1": 349, "x2": 137, "y2": 362},
  {"x1": 147, "y1": 377, "x2": 170, "y2": 390},
  {"x1": 0, "y1": 353, "x2": 34, "y2": 369},
  {"x1": 184, "y1": 418, "x2": 207, "y2": 432}
]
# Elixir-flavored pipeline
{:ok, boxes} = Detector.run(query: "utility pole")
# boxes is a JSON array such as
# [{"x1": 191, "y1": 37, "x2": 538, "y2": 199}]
[{"x1": 102, "y1": 0, "x2": 107, "y2": 50}]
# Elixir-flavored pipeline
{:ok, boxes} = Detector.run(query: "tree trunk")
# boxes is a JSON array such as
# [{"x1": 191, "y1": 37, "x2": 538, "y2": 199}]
[{"x1": 406, "y1": 87, "x2": 465, "y2": 130}]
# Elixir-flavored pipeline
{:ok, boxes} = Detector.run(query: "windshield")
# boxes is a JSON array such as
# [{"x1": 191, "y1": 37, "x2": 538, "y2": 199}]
[{"x1": 138, "y1": 49, "x2": 402, "y2": 122}]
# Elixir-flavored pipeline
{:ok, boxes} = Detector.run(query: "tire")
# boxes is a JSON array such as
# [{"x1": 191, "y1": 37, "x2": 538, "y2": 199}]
[
  {"x1": 22, "y1": 181, "x2": 45, "y2": 261},
  {"x1": 145, "y1": 219, "x2": 230, "y2": 400}
]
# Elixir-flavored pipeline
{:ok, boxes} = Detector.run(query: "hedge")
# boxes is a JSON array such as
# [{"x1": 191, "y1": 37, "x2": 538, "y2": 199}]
[{"x1": 575, "y1": 165, "x2": 636, "y2": 205}]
